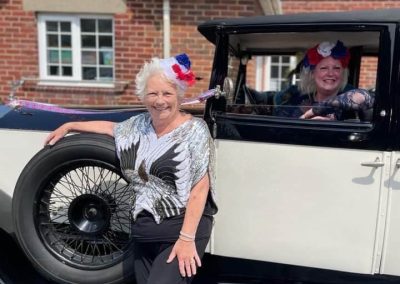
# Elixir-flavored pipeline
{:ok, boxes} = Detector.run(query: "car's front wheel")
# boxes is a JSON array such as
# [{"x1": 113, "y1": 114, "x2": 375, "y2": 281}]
[{"x1": 12, "y1": 133, "x2": 135, "y2": 284}]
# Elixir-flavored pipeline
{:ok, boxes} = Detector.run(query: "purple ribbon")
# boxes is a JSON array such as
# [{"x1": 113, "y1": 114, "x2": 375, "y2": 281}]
[
  {"x1": 6, "y1": 89, "x2": 216, "y2": 114},
  {"x1": 7, "y1": 99, "x2": 122, "y2": 114},
  {"x1": 181, "y1": 89, "x2": 216, "y2": 105}
]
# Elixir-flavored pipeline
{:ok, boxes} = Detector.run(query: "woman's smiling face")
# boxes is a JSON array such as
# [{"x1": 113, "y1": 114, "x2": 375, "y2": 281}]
[
  {"x1": 143, "y1": 74, "x2": 180, "y2": 125},
  {"x1": 313, "y1": 56, "x2": 344, "y2": 95}
]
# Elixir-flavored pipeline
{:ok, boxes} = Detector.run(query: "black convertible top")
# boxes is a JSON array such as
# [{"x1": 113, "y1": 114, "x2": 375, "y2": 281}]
[{"x1": 198, "y1": 9, "x2": 400, "y2": 44}]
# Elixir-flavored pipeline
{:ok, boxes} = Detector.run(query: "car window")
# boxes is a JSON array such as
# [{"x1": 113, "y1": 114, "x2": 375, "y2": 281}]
[{"x1": 224, "y1": 31, "x2": 379, "y2": 123}]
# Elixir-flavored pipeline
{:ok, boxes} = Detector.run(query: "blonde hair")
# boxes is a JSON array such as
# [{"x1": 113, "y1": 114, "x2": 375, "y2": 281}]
[{"x1": 299, "y1": 66, "x2": 349, "y2": 95}]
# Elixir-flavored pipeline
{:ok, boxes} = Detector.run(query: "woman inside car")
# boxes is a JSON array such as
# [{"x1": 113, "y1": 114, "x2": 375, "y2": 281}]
[
  {"x1": 274, "y1": 40, "x2": 374, "y2": 120},
  {"x1": 45, "y1": 53, "x2": 217, "y2": 284}
]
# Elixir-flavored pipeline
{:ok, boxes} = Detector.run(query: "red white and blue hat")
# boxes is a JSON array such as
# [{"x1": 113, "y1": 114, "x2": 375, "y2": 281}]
[
  {"x1": 303, "y1": 40, "x2": 350, "y2": 69},
  {"x1": 159, "y1": 53, "x2": 196, "y2": 90}
]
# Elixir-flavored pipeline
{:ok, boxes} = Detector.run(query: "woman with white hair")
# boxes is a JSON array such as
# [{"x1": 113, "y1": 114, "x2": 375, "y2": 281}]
[
  {"x1": 45, "y1": 53, "x2": 217, "y2": 284},
  {"x1": 275, "y1": 40, "x2": 373, "y2": 120}
]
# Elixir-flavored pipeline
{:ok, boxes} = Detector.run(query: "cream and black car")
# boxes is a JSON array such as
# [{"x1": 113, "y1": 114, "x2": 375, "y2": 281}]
[{"x1": 1, "y1": 8, "x2": 400, "y2": 284}]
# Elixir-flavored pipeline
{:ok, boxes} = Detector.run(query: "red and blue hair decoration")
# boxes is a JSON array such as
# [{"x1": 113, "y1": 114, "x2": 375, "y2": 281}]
[
  {"x1": 303, "y1": 40, "x2": 350, "y2": 69},
  {"x1": 160, "y1": 53, "x2": 196, "y2": 90}
]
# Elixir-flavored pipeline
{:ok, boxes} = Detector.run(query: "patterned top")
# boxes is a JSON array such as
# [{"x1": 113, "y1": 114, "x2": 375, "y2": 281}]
[
  {"x1": 274, "y1": 85, "x2": 374, "y2": 120},
  {"x1": 113, "y1": 112, "x2": 217, "y2": 224}
]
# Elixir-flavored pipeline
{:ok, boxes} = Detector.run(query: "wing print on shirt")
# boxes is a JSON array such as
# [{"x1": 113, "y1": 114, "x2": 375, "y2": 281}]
[
  {"x1": 149, "y1": 143, "x2": 181, "y2": 191},
  {"x1": 119, "y1": 140, "x2": 140, "y2": 172},
  {"x1": 131, "y1": 143, "x2": 186, "y2": 223}
]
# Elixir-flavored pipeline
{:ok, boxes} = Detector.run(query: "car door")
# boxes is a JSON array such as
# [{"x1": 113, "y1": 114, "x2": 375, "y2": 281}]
[
  {"x1": 212, "y1": 124, "x2": 390, "y2": 274},
  {"x1": 379, "y1": 26, "x2": 400, "y2": 276},
  {"x1": 206, "y1": 31, "x2": 393, "y2": 275},
  {"x1": 380, "y1": 151, "x2": 400, "y2": 276}
]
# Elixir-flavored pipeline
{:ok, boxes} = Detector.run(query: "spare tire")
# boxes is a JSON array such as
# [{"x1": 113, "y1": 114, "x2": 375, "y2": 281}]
[{"x1": 12, "y1": 133, "x2": 135, "y2": 284}]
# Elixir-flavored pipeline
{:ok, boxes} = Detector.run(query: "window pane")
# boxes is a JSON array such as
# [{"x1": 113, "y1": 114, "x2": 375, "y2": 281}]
[
  {"x1": 99, "y1": 51, "x2": 113, "y2": 65},
  {"x1": 100, "y1": 67, "x2": 113, "y2": 79},
  {"x1": 46, "y1": 21, "x2": 58, "y2": 32},
  {"x1": 48, "y1": 50, "x2": 59, "y2": 63},
  {"x1": 99, "y1": 36, "x2": 112, "y2": 48},
  {"x1": 62, "y1": 66, "x2": 72, "y2": 76},
  {"x1": 282, "y1": 66, "x2": 290, "y2": 77},
  {"x1": 271, "y1": 56, "x2": 279, "y2": 63},
  {"x1": 282, "y1": 56, "x2": 290, "y2": 63},
  {"x1": 48, "y1": 65, "x2": 59, "y2": 75},
  {"x1": 47, "y1": 34, "x2": 59, "y2": 47},
  {"x1": 40, "y1": 16, "x2": 115, "y2": 81},
  {"x1": 82, "y1": 51, "x2": 97, "y2": 65},
  {"x1": 81, "y1": 19, "x2": 96, "y2": 32},
  {"x1": 271, "y1": 66, "x2": 279, "y2": 78},
  {"x1": 98, "y1": 20, "x2": 112, "y2": 33},
  {"x1": 61, "y1": 35, "x2": 71, "y2": 47},
  {"x1": 61, "y1": 50, "x2": 72, "y2": 64},
  {"x1": 270, "y1": 79, "x2": 279, "y2": 91},
  {"x1": 81, "y1": 35, "x2": 96, "y2": 48},
  {"x1": 60, "y1": 22, "x2": 71, "y2": 32},
  {"x1": 82, "y1": 67, "x2": 97, "y2": 80}
]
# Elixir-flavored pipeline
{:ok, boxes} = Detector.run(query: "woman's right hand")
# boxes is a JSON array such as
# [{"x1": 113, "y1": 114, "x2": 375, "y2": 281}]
[{"x1": 44, "y1": 123, "x2": 70, "y2": 146}]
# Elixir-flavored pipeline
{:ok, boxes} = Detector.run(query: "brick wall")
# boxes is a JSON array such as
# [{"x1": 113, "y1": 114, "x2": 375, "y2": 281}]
[
  {"x1": 282, "y1": 0, "x2": 400, "y2": 90},
  {"x1": 0, "y1": 0, "x2": 263, "y2": 107},
  {"x1": 282, "y1": 0, "x2": 400, "y2": 13}
]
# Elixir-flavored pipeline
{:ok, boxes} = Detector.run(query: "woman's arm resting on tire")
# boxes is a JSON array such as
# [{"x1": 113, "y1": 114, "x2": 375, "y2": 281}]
[{"x1": 45, "y1": 121, "x2": 116, "y2": 146}]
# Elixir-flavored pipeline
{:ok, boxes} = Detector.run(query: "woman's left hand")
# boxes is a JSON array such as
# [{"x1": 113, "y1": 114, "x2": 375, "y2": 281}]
[
  {"x1": 166, "y1": 239, "x2": 201, "y2": 277},
  {"x1": 300, "y1": 109, "x2": 335, "y2": 120},
  {"x1": 300, "y1": 108, "x2": 314, "y2": 119}
]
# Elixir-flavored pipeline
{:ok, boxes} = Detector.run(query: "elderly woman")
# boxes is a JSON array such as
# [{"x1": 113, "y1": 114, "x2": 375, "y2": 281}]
[
  {"x1": 45, "y1": 54, "x2": 217, "y2": 284},
  {"x1": 275, "y1": 40, "x2": 374, "y2": 120}
]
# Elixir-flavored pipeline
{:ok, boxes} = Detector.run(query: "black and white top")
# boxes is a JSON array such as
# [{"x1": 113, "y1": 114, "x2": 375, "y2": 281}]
[{"x1": 114, "y1": 112, "x2": 217, "y2": 224}]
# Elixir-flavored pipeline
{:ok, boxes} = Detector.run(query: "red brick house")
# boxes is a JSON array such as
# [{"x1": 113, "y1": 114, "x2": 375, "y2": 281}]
[{"x1": 0, "y1": 0, "x2": 398, "y2": 107}]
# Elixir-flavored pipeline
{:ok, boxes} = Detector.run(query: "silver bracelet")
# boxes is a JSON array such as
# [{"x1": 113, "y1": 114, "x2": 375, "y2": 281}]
[
  {"x1": 179, "y1": 235, "x2": 195, "y2": 242},
  {"x1": 179, "y1": 230, "x2": 195, "y2": 240}
]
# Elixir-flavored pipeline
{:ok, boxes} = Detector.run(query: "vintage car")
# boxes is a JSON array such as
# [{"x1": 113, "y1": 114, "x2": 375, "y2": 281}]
[{"x1": 2, "y1": 8, "x2": 400, "y2": 284}]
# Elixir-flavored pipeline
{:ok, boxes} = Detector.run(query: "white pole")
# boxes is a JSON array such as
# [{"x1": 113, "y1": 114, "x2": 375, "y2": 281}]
[{"x1": 163, "y1": 0, "x2": 171, "y2": 58}]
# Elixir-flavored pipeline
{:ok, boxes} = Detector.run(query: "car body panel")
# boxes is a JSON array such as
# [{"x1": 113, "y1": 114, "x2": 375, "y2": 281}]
[
  {"x1": 0, "y1": 130, "x2": 48, "y2": 233},
  {"x1": 381, "y1": 153, "x2": 400, "y2": 275},
  {"x1": 213, "y1": 139, "x2": 386, "y2": 274}
]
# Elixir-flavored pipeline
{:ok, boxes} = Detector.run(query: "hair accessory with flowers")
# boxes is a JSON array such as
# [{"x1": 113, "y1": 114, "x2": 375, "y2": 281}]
[
  {"x1": 160, "y1": 53, "x2": 196, "y2": 90},
  {"x1": 303, "y1": 40, "x2": 350, "y2": 69}
]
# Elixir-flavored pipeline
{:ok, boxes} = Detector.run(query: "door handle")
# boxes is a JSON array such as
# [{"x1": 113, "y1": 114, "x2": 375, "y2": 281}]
[
  {"x1": 395, "y1": 159, "x2": 400, "y2": 168},
  {"x1": 361, "y1": 157, "x2": 384, "y2": 168}
]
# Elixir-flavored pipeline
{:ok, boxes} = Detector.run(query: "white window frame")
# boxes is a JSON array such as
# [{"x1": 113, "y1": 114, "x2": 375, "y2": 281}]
[
  {"x1": 37, "y1": 14, "x2": 115, "y2": 88},
  {"x1": 264, "y1": 55, "x2": 297, "y2": 91}
]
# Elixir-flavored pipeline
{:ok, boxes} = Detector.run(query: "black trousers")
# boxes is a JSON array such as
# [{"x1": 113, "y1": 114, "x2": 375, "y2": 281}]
[{"x1": 133, "y1": 237, "x2": 210, "y2": 284}]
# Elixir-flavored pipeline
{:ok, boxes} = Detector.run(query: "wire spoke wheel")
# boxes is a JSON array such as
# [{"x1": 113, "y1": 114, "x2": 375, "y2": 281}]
[
  {"x1": 37, "y1": 162, "x2": 132, "y2": 269},
  {"x1": 13, "y1": 133, "x2": 136, "y2": 283}
]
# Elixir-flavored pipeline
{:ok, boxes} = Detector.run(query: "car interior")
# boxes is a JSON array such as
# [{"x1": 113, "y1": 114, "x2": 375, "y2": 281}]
[{"x1": 224, "y1": 30, "x2": 380, "y2": 123}]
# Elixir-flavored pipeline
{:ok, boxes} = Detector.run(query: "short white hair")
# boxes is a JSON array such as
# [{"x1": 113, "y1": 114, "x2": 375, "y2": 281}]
[{"x1": 135, "y1": 57, "x2": 185, "y2": 100}]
